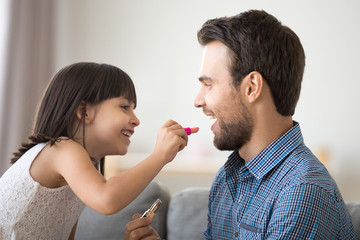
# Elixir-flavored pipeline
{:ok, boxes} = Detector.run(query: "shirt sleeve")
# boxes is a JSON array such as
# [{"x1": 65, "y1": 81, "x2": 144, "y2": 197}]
[
  {"x1": 203, "y1": 190, "x2": 213, "y2": 240},
  {"x1": 266, "y1": 183, "x2": 354, "y2": 239}
]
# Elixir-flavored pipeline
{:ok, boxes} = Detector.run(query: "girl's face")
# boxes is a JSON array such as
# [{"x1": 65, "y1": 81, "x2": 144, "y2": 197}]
[{"x1": 85, "y1": 96, "x2": 140, "y2": 160}]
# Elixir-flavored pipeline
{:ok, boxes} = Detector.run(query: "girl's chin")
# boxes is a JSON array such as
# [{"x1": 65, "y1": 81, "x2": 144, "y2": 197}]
[{"x1": 118, "y1": 148, "x2": 129, "y2": 156}]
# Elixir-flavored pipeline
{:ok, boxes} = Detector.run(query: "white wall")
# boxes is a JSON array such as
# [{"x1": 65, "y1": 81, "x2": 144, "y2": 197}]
[{"x1": 55, "y1": 0, "x2": 360, "y2": 200}]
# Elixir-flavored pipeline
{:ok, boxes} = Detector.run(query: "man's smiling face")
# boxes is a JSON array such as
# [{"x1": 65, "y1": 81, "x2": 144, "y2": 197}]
[{"x1": 194, "y1": 41, "x2": 253, "y2": 151}]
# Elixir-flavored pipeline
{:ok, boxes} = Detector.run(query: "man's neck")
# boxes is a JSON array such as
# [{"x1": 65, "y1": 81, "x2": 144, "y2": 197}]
[{"x1": 239, "y1": 116, "x2": 293, "y2": 163}]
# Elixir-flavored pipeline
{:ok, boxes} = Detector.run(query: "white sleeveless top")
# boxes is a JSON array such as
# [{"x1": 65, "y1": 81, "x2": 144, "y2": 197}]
[{"x1": 0, "y1": 143, "x2": 85, "y2": 240}]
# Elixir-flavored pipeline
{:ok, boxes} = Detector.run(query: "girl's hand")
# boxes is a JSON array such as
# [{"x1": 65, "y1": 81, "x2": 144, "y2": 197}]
[{"x1": 152, "y1": 120, "x2": 188, "y2": 164}]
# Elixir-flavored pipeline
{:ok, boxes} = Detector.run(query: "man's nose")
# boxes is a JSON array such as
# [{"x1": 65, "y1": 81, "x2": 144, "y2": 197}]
[{"x1": 194, "y1": 89, "x2": 205, "y2": 108}]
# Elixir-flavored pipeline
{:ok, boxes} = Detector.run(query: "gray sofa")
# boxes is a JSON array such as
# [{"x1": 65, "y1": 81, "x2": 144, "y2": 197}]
[{"x1": 75, "y1": 181, "x2": 360, "y2": 240}]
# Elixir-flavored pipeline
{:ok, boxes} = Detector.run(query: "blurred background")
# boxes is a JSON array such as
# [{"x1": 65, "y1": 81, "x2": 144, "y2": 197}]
[{"x1": 0, "y1": 0, "x2": 359, "y2": 200}]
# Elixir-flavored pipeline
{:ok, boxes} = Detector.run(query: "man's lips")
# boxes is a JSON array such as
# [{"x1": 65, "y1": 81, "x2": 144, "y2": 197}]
[
  {"x1": 207, "y1": 115, "x2": 217, "y2": 131},
  {"x1": 203, "y1": 109, "x2": 217, "y2": 131}
]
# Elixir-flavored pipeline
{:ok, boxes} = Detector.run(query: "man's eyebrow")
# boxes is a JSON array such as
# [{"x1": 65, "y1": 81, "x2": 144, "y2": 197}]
[{"x1": 198, "y1": 75, "x2": 213, "y2": 82}]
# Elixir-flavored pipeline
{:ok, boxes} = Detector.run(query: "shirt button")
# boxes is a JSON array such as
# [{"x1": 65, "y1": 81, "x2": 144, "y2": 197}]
[{"x1": 234, "y1": 232, "x2": 238, "y2": 237}]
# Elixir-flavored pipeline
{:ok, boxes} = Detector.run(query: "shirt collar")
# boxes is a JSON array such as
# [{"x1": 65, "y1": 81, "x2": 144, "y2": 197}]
[
  {"x1": 247, "y1": 121, "x2": 303, "y2": 179},
  {"x1": 225, "y1": 121, "x2": 303, "y2": 180}
]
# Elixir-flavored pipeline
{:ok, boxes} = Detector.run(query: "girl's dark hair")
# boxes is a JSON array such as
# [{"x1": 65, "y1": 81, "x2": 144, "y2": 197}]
[
  {"x1": 197, "y1": 10, "x2": 305, "y2": 116},
  {"x1": 11, "y1": 62, "x2": 137, "y2": 171}
]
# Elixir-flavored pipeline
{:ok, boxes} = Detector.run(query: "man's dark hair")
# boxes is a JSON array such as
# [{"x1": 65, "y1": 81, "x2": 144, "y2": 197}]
[{"x1": 198, "y1": 9, "x2": 305, "y2": 116}]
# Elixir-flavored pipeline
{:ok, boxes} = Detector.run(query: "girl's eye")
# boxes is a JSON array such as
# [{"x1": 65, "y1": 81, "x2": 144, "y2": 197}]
[{"x1": 121, "y1": 106, "x2": 129, "y2": 111}]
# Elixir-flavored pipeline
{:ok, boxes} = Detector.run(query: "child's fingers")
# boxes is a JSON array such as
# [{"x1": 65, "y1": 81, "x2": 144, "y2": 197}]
[
  {"x1": 162, "y1": 119, "x2": 181, "y2": 128},
  {"x1": 162, "y1": 121, "x2": 200, "y2": 135},
  {"x1": 161, "y1": 120, "x2": 188, "y2": 140},
  {"x1": 178, "y1": 136, "x2": 188, "y2": 152},
  {"x1": 163, "y1": 126, "x2": 188, "y2": 151},
  {"x1": 158, "y1": 121, "x2": 199, "y2": 153}
]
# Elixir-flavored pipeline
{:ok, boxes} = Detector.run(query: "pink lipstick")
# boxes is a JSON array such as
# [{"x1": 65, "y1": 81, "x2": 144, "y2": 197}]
[{"x1": 184, "y1": 127, "x2": 199, "y2": 135}]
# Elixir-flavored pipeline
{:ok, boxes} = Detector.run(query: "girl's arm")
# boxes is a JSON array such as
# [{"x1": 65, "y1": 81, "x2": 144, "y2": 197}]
[{"x1": 54, "y1": 120, "x2": 188, "y2": 214}]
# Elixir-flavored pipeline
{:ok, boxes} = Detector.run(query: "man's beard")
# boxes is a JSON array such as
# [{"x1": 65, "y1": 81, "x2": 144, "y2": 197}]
[{"x1": 213, "y1": 105, "x2": 253, "y2": 151}]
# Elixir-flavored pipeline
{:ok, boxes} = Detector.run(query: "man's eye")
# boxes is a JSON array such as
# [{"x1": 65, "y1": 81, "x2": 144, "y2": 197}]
[{"x1": 202, "y1": 81, "x2": 212, "y2": 87}]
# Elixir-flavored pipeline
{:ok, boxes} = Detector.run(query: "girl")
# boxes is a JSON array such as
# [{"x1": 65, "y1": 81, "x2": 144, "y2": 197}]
[{"x1": 0, "y1": 62, "x2": 197, "y2": 239}]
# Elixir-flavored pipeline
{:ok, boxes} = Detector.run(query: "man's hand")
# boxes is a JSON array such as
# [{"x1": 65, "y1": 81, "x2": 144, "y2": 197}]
[{"x1": 125, "y1": 214, "x2": 161, "y2": 240}]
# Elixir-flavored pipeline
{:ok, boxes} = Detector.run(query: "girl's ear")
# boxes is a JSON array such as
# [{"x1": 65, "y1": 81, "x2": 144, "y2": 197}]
[
  {"x1": 75, "y1": 101, "x2": 93, "y2": 124},
  {"x1": 244, "y1": 71, "x2": 263, "y2": 104}
]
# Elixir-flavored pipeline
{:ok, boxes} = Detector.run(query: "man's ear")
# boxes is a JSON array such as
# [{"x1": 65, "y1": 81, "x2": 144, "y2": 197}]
[
  {"x1": 244, "y1": 71, "x2": 263, "y2": 104},
  {"x1": 75, "y1": 101, "x2": 93, "y2": 124}
]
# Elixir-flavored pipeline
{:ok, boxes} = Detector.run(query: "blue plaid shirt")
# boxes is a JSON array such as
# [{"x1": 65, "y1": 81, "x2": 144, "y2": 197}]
[{"x1": 204, "y1": 122, "x2": 355, "y2": 239}]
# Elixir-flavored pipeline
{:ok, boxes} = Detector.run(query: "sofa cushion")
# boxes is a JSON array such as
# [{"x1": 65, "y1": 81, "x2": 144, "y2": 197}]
[
  {"x1": 75, "y1": 181, "x2": 171, "y2": 240},
  {"x1": 346, "y1": 201, "x2": 360, "y2": 239},
  {"x1": 166, "y1": 187, "x2": 209, "y2": 240}
]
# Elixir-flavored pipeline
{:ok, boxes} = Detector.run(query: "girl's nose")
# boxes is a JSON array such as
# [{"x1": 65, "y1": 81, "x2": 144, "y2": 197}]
[{"x1": 131, "y1": 113, "x2": 140, "y2": 127}]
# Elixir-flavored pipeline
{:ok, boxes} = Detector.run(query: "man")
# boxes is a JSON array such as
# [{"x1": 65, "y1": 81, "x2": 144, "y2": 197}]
[{"x1": 125, "y1": 9, "x2": 355, "y2": 239}]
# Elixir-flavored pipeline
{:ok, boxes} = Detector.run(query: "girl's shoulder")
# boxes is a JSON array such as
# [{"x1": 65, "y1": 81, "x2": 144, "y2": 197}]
[
  {"x1": 46, "y1": 138, "x2": 89, "y2": 161},
  {"x1": 30, "y1": 138, "x2": 91, "y2": 188},
  {"x1": 29, "y1": 139, "x2": 86, "y2": 188},
  {"x1": 36, "y1": 138, "x2": 90, "y2": 168}
]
